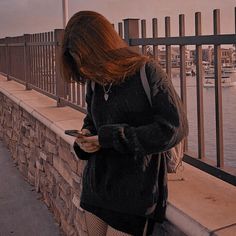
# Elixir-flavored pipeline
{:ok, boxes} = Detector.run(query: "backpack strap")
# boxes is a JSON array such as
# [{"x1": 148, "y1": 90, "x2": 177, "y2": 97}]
[
  {"x1": 90, "y1": 81, "x2": 95, "y2": 92},
  {"x1": 140, "y1": 63, "x2": 152, "y2": 106}
]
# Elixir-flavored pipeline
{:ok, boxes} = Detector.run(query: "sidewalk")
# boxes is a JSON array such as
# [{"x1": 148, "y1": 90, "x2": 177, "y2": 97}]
[{"x1": 0, "y1": 140, "x2": 63, "y2": 236}]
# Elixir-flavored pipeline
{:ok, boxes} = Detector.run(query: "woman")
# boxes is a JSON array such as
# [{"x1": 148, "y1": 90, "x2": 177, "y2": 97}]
[{"x1": 61, "y1": 11, "x2": 188, "y2": 236}]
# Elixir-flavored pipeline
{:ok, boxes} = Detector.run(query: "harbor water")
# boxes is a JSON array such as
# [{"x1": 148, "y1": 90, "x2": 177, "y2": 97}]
[{"x1": 172, "y1": 70, "x2": 236, "y2": 168}]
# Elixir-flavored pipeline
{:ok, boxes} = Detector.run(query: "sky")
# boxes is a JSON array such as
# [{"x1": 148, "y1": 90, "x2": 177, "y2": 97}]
[{"x1": 0, "y1": 0, "x2": 235, "y2": 38}]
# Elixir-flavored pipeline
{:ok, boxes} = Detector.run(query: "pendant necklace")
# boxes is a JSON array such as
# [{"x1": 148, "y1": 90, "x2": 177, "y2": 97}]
[{"x1": 102, "y1": 83, "x2": 113, "y2": 101}]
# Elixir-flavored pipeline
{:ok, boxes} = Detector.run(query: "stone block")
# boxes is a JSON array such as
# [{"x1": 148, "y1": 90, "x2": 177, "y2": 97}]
[
  {"x1": 53, "y1": 157, "x2": 73, "y2": 187},
  {"x1": 77, "y1": 160, "x2": 86, "y2": 177},
  {"x1": 45, "y1": 128, "x2": 57, "y2": 143},
  {"x1": 39, "y1": 151, "x2": 47, "y2": 161},
  {"x1": 28, "y1": 171, "x2": 35, "y2": 186},
  {"x1": 60, "y1": 216, "x2": 77, "y2": 236},
  {"x1": 59, "y1": 145, "x2": 77, "y2": 173},
  {"x1": 72, "y1": 194, "x2": 84, "y2": 213},
  {"x1": 45, "y1": 140, "x2": 58, "y2": 155},
  {"x1": 55, "y1": 196, "x2": 68, "y2": 219},
  {"x1": 71, "y1": 172, "x2": 82, "y2": 185},
  {"x1": 75, "y1": 209, "x2": 87, "y2": 232},
  {"x1": 74, "y1": 220, "x2": 83, "y2": 236},
  {"x1": 18, "y1": 163, "x2": 28, "y2": 178},
  {"x1": 45, "y1": 162, "x2": 62, "y2": 184},
  {"x1": 59, "y1": 190, "x2": 71, "y2": 209},
  {"x1": 59, "y1": 178, "x2": 71, "y2": 195},
  {"x1": 36, "y1": 159, "x2": 44, "y2": 171},
  {"x1": 35, "y1": 169, "x2": 40, "y2": 192},
  {"x1": 6, "y1": 129, "x2": 12, "y2": 138},
  {"x1": 43, "y1": 191, "x2": 51, "y2": 208},
  {"x1": 22, "y1": 136, "x2": 30, "y2": 147},
  {"x1": 18, "y1": 147, "x2": 26, "y2": 163}
]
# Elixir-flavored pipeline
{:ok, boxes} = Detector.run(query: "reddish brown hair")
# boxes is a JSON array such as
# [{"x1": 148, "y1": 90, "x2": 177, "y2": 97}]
[{"x1": 60, "y1": 11, "x2": 148, "y2": 84}]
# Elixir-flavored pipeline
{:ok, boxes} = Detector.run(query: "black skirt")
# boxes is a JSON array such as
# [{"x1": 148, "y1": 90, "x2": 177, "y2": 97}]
[{"x1": 80, "y1": 202, "x2": 150, "y2": 236}]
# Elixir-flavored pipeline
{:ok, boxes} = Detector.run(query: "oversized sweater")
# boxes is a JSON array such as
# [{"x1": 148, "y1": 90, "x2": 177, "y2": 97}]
[{"x1": 73, "y1": 60, "x2": 188, "y2": 219}]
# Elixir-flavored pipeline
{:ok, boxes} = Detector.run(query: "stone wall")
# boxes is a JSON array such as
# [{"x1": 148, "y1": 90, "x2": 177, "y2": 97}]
[{"x1": 0, "y1": 93, "x2": 88, "y2": 236}]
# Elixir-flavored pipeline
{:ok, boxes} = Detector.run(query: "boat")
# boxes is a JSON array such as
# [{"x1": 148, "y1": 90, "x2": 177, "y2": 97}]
[
  {"x1": 204, "y1": 73, "x2": 236, "y2": 88},
  {"x1": 222, "y1": 64, "x2": 236, "y2": 74}
]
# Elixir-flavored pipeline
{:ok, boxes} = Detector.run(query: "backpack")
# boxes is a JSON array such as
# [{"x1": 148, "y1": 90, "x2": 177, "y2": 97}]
[
  {"x1": 140, "y1": 64, "x2": 185, "y2": 173},
  {"x1": 90, "y1": 64, "x2": 185, "y2": 173}
]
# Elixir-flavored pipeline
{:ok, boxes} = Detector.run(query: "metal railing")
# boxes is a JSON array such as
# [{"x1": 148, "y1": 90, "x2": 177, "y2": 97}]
[{"x1": 0, "y1": 8, "x2": 236, "y2": 185}]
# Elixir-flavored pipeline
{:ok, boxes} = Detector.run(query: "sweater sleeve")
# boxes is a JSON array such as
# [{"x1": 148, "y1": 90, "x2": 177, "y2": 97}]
[
  {"x1": 98, "y1": 61, "x2": 188, "y2": 156},
  {"x1": 73, "y1": 80, "x2": 97, "y2": 160}
]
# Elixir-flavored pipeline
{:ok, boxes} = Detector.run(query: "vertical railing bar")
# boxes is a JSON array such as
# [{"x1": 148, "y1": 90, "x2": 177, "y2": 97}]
[
  {"x1": 42, "y1": 33, "x2": 46, "y2": 91},
  {"x1": 81, "y1": 83, "x2": 86, "y2": 108},
  {"x1": 55, "y1": 29, "x2": 65, "y2": 107},
  {"x1": 165, "y1": 17, "x2": 171, "y2": 79},
  {"x1": 31, "y1": 34, "x2": 34, "y2": 86},
  {"x1": 72, "y1": 81, "x2": 76, "y2": 103},
  {"x1": 7, "y1": 37, "x2": 11, "y2": 80},
  {"x1": 52, "y1": 31, "x2": 57, "y2": 94},
  {"x1": 141, "y1": 19, "x2": 147, "y2": 55},
  {"x1": 40, "y1": 33, "x2": 43, "y2": 89},
  {"x1": 48, "y1": 32, "x2": 54, "y2": 94},
  {"x1": 179, "y1": 14, "x2": 188, "y2": 151},
  {"x1": 213, "y1": 9, "x2": 224, "y2": 168},
  {"x1": 33, "y1": 34, "x2": 37, "y2": 87},
  {"x1": 24, "y1": 34, "x2": 31, "y2": 90},
  {"x1": 36, "y1": 34, "x2": 39, "y2": 87},
  {"x1": 118, "y1": 22, "x2": 123, "y2": 38},
  {"x1": 6, "y1": 37, "x2": 10, "y2": 80},
  {"x1": 44, "y1": 32, "x2": 48, "y2": 92},
  {"x1": 179, "y1": 14, "x2": 187, "y2": 109},
  {"x1": 152, "y1": 18, "x2": 158, "y2": 61},
  {"x1": 77, "y1": 82, "x2": 81, "y2": 106},
  {"x1": 36, "y1": 34, "x2": 39, "y2": 86},
  {"x1": 195, "y1": 12, "x2": 206, "y2": 160},
  {"x1": 46, "y1": 32, "x2": 50, "y2": 93},
  {"x1": 235, "y1": 7, "x2": 236, "y2": 65},
  {"x1": 45, "y1": 32, "x2": 49, "y2": 93}
]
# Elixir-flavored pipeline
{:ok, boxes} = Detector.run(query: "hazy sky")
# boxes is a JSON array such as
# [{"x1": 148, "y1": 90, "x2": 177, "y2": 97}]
[{"x1": 0, "y1": 0, "x2": 235, "y2": 38}]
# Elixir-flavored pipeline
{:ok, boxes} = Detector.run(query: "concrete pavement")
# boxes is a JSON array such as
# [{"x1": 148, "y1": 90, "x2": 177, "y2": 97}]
[{"x1": 0, "y1": 140, "x2": 63, "y2": 236}]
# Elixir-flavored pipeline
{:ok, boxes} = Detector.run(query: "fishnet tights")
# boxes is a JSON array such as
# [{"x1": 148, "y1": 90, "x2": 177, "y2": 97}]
[{"x1": 85, "y1": 210, "x2": 145, "y2": 236}]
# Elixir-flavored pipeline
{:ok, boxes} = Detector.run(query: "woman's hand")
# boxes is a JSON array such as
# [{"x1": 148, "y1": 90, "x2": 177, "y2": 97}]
[{"x1": 75, "y1": 129, "x2": 101, "y2": 153}]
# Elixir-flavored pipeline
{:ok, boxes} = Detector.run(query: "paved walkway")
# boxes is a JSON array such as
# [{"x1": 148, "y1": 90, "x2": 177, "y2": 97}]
[{"x1": 0, "y1": 140, "x2": 63, "y2": 236}]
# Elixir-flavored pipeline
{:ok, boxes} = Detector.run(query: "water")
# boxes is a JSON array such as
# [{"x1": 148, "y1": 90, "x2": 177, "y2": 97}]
[{"x1": 171, "y1": 71, "x2": 236, "y2": 168}]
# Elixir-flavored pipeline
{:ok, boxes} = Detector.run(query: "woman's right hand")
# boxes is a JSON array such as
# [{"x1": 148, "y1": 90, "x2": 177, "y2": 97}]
[{"x1": 75, "y1": 129, "x2": 101, "y2": 153}]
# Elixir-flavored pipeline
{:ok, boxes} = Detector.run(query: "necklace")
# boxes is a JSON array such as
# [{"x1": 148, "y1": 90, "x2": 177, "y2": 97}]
[{"x1": 102, "y1": 83, "x2": 113, "y2": 101}]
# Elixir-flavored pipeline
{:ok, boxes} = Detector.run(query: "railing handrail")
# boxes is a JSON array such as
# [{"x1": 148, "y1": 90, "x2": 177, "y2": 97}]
[{"x1": 129, "y1": 34, "x2": 236, "y2": 46}]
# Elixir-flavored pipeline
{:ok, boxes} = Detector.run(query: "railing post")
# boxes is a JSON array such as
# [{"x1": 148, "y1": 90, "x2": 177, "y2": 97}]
[
  {"x1": 165, "y1": 17, "x2": 171, "y2": 79},
  {"x1": 5, "y1": 37, "x2": 11, "y2": 81},
  {"x1": 24, "y1": 34, "x2": 31, "y2": 90},
  {"x1": 141, "y1": 19, "x2": 147, "y2": 55},
  {"x1": 235, "y1": 7, "x2": 236, "y2": 65},
  {"x1": 213, "y1": 9, "x2": 224, "y2": 168},
  {"x1": 152, "y1": 18, "x2": 158, "y2": 61},
  {"x1": 195, "y1": 12, "x2": 206, "y2": 160},
  {"x1": 179, "y1": 14, "x2": 188, "y2": 151},
  {"x1": 123, "y1": 18, "x2": 140, "y2": 52},
  {"x1": 179, "y1": 14, "x2": 187, "y2": 109},
  {"x1": 118, "y1": 22, "x2": 123, "y2": 38},
  {"x1": 54, "y1": 29, "x2": 65, "y2": 107}
]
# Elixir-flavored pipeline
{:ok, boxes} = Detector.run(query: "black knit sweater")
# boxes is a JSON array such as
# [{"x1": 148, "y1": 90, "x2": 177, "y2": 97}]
[{"x1": 73, "y1": 60, "x2": 188, "y2": 220}]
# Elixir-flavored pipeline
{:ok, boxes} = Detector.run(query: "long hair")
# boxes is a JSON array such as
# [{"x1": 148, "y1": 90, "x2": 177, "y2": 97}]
[{"x1": 60, "y1": 11, "x2": 148, "y2": 84}]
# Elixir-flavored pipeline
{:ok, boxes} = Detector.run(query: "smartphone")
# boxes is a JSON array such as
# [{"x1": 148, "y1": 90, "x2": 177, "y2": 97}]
[{"x1": 64, "y1": 129, "x2": 88, "y2": 138}]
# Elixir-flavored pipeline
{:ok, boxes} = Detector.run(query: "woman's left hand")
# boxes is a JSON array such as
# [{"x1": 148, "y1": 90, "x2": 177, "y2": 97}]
[{"x1": 76, "y1": 135, "x2": 101, "y2": 153}]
